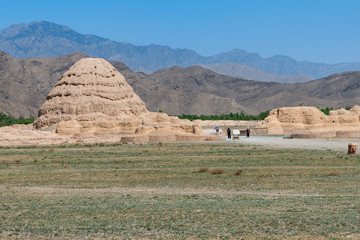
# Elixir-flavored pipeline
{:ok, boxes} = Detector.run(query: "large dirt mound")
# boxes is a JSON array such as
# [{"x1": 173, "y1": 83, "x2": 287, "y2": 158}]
[
  {"x1": 34, "y1": 58, "x2": 149, "y2": 129},
  {"x1": 32, "y1": 58, "x2": 209, "y2": 143}
]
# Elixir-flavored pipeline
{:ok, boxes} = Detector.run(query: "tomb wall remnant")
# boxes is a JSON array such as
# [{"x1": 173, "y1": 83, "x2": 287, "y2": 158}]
[{"x1": 261, "y1": 106, "x2": 360, "y2": 138}]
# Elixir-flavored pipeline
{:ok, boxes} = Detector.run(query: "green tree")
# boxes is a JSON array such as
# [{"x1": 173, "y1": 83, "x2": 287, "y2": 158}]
[{"x1": 0, "y1": 112, "x2": 35, "y2": 127}]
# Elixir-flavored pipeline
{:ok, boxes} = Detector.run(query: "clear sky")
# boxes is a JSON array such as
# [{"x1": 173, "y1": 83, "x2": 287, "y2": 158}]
[{"x1": 1, "y1": 0, "x2": 359, "y2": 64}]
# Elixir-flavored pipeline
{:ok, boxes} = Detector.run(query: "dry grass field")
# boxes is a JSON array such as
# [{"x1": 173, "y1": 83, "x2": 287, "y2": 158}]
[{"x1": 1, "y1": 142, "x2": 360, "y2": 239}]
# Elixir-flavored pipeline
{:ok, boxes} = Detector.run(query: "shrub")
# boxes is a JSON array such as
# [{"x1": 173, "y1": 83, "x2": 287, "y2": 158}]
[
  {"x1": 197, "y1": 167, "x2": 208, "y2": 173},
  {"x1": 327, "y1": 171, "x2": 341, "y2": 177},
  {"x1": 233, "y1": 170, "x2": 243, "y2": 175},
  {"x1": 210, "y1": 169, "x2": 225, "y2": 175}
]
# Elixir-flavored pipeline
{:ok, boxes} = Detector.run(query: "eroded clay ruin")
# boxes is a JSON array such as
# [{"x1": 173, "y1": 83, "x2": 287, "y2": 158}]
[{"x1": 261, "y1": 106, "x2": 360, "y2": 138}]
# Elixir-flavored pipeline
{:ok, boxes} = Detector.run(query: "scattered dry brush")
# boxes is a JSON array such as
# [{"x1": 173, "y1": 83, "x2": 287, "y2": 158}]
[{"x1": 210, "y1": 169, "x2": 225, "y2": 175}]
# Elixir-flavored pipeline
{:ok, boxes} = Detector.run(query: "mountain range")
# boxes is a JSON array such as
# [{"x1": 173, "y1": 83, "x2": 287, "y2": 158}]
[
  {"x1": 1, "y1": 51, "x2": 359, "y2": 118},
  {"x1": 1, "y1": 21, "x2": 360, "y2": 80},
  {"x1": 200, "y1": 63, "x2": 314, "y2": 83}
]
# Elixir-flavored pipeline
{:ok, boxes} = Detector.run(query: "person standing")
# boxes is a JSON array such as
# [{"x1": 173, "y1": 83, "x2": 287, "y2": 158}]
[
  {"x1": 227, "y1": 128, "x2": 231, "y2": 139},
  {"x1": 246, "y1": 128, "x2": 250, "y2": 138},
  {"x1": 214, "y1": 126, "x2": 219, "y2": 135}
]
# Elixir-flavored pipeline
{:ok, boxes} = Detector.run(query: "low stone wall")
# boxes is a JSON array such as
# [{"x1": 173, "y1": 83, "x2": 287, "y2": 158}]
[
  {"x1": 120, "y1": 134, "x2": 219, "y2": 144},
  {"x1": 249, "y1": 128, "x2": 268, "y2": 135},
  {"x1": 335, "y1": 130, "x2": 360, "y2": 138},
  {"x1": 288, "y1": 130, "x2": 360, "y2": 139}
]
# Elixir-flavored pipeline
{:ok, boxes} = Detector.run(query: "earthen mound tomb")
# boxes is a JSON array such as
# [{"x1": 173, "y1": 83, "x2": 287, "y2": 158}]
[{"x1": 33, "y1": 58, "x2": 214, "y2": 143}]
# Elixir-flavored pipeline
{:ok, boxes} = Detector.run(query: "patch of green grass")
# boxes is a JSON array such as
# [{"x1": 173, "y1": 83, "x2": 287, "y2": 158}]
[
  {"x1": 1, "y1": 142, "x2": 360, "y2": 239},
  {"x1": 0, "y1": 112, "x2": 35, "y2": 127}
]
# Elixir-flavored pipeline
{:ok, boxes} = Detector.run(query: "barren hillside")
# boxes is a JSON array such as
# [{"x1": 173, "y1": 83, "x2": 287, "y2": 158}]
[{"x1": 0, "y1": 51, "x2": 359, "y2": 117}]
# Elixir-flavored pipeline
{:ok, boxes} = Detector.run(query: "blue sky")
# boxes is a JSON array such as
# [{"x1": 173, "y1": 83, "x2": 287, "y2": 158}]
[{"x1": 1, "y1": 0, "x2": 359, "y2": 64}]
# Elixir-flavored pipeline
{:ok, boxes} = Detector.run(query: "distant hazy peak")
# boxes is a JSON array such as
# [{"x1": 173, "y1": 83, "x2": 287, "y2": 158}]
[
  {"x1": 0, "y1": 21, "x2": 107, "y2": 43},
  {"x1": 265, "y1": 55, "x2": 297, "y2": 62},
  {"x1": 1, "y1": 20, "x2": 360, "y2": 77},
  {"x1": 1, "y1": 21, "x2": 67, "y2": 37},
  {"x1": 201, "y1": 62, "x2": 314, "y2": 83}
]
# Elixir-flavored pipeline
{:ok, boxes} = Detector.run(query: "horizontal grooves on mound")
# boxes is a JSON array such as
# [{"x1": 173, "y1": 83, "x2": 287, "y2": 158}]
[
  {"x1": 56, "y1": 74, "x2": 125, "y2": 87},
  {"x1": 46, "y1": 86, "x2": 135, "y2": 101},
  {"x1": 47, "y1": 93, "x2": 134, "y2": 101},
  {"x1": 62, "y1": 71, "x2": 116, "y2": 79},
  {"x1": 38, "y1": 97, "x2": 147, "y2": 116}
]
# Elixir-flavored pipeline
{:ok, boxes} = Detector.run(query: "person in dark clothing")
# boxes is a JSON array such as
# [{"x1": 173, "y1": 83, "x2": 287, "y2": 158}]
[
  {"x1": 246, "y1": 128, "x2": 250, "y2": 137},
  {"x1": 227, "y1": 128, "x2": 231, "y2": 139}
]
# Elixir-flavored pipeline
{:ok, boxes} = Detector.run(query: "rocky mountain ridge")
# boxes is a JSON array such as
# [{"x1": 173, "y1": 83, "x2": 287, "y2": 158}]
[{"x1": 1, "y1": 21, "x2": 360, "y2": 79}]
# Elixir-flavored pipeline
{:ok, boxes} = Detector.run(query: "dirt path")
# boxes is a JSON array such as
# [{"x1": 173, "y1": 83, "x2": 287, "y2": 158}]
[
  {"x1": 4, "y1": 185, "x2": 358, "y2": 198},
  {"x1": 226, "y1": 135, "x2": 359, "y2": 151}
]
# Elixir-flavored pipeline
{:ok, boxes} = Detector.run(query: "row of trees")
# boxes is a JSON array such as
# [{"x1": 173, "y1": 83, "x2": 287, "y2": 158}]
[
  {"x1": 0, "y1": 106, "x2": 354, "y2": 127},
  {"x1": 178, "y1": 111, "x2": 270, "y2": 121},
  {"x1": 0, "y1": 112, "x2": 35, "y2": 127}
]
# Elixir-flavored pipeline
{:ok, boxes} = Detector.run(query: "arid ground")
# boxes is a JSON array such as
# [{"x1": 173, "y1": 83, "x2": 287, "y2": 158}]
[{"x1": 1, "y1": 141, "x2": 360, "y2": 239}]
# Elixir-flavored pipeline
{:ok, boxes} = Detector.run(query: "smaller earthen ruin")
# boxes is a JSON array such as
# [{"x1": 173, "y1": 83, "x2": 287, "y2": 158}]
[{"x1": 261, "y1": 106, "x2": 360, "y2": 138}]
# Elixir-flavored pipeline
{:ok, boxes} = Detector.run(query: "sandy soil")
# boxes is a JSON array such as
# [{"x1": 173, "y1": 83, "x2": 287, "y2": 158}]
[
  {"x1": 226, "y1": 135, "x2": 359, "y2": 151},
  {"x1": 201, "y1": 128, "x2": 359, "y2": 152}
]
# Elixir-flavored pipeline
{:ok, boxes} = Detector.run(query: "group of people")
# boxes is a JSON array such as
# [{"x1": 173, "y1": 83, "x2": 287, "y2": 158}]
[{"x1": 214, "y1": 126, "x2": 250, "y2": 139}]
